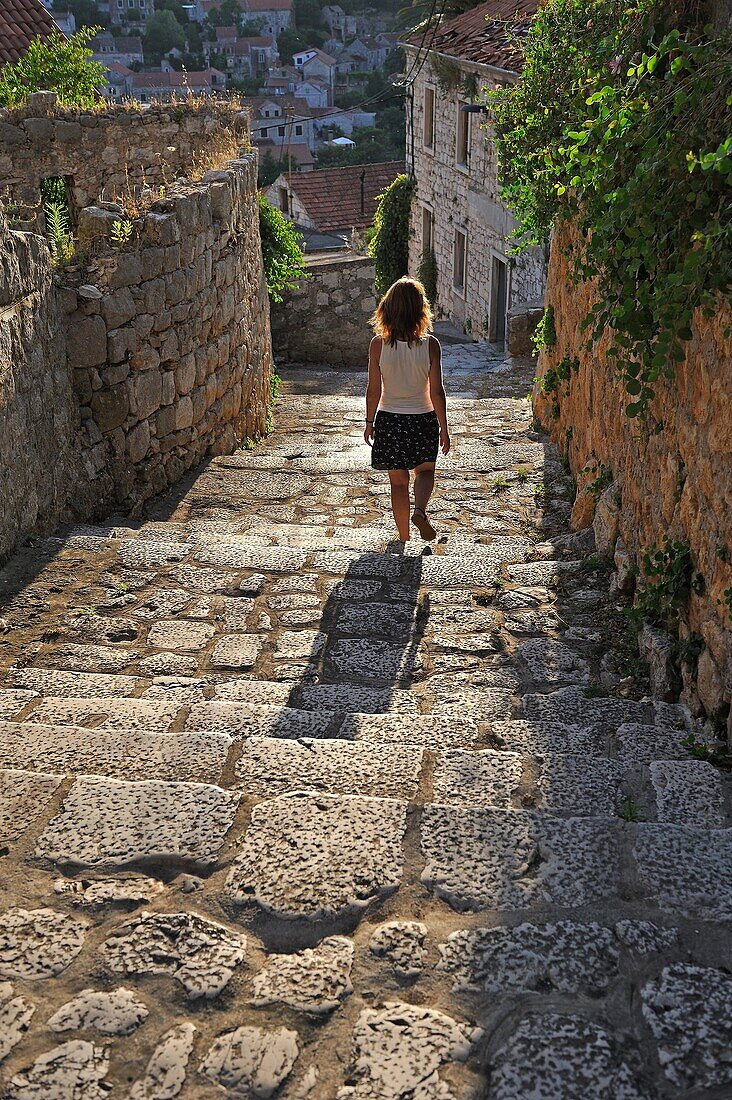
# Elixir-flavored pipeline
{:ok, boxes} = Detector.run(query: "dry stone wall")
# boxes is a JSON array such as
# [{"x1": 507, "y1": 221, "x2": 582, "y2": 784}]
[
  {"x1": 0, "y1": 93, "x2": 248, "y2": 230},
  {"x1": 270, "y1": 253, "x2": 376, "y2": 368},
  {"x1": 533, "y1": 220, "x2": 732, "y2": 730},
  {"x1": 0, "y1": 147, "x2": 273, "y2": 561}
]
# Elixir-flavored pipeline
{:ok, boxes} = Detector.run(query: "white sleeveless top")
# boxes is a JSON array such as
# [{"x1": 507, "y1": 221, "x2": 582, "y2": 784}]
[{"x1": 378, "y1": 338, "x2": 433, "y2": 414}]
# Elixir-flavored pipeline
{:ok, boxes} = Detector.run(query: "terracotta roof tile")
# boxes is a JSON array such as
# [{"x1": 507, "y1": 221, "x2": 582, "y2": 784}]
[
  {"x1": 286, "y1": 160, "x2": 404, "y2": 232},
  {"x1": 0, "y1": 0, "x2": 58, "y2": 64},
  {"x1": 406, "y1": 0, "x2": 541, "y2": 73}
]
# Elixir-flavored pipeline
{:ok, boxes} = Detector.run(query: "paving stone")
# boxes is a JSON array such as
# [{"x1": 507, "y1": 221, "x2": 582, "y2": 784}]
[
  {"x1": 311, "y1": 550, "x2": 402, "y2": 578},
  {"x1": 35, "y1": 777, "x2": 240, "y2": 867},
  {"x1": 430, "y1": 687, "x2": 514, "y2": 724},
  {"x1": 103, "y1": 911, "x2": 247, "y2": 999},
  {"x1": 40, "y1": 643, "x2": 138, "y2": 673},
  {"x1": 196, "y1": 542, "x2": 308, "y2": 573},
  {"x1": 119, "y1": 539, "x2": 189, "y2": 567},
  {"x1": 335, "y1": 603, "x2": 417, "y2": 639},
  {"x1": 504, "y1": 608, "x2": 563, "y2": 634},
  {"x1": 432, "y1": 750, "x2": 523, "y2": 807},
  {"x1": 129, "y1": 1023, "x2": 197, "y2": 1100},
  {"x1": 138, "y1": 653, "x2": 200, "y2": 676},
  {"x1": 7, "y1": 1040, "x2": 110, "y2": 1099},
  {"x1": 147, "y1": 620, "x2": 215, "y2": 651},
  {"x1": 174, "y1": 566, "x2": 238, "y2": 593},
  {"x1": 421, "y1": 555, "x2": 506, "y2": 588},
  {"x1": 0, "y1": 767, "x2": 63, "y2": 842},
  {"x1": 274, "y1": 630, "x2": 326, "y2": 659},
  {"x1": 28, "y1": 697, "x2": 181, "y2": 734},
  {"x1": 47, "y1": 987, "x2": 148, "y2": 1035},
  {"x1": 506, "y1": 561, "x2": 561, "y2": 586},
  {"x1": 432, "y1": 631, "x2": 498, "y2": 653},
  {"x1": 538, "y1": 756, "x2": 623, "y2": 816},
  {"x1": 368, "y1": 921, "x2": 427, "y2": 979},
  {"x1": 252, "y1": 935, "x2": 353, "y2": 1015},
  {"x1": 64, "y1": 612, "x2": 140, "y2": 645},
  {"x1": 490, "y1": 720, "x2": 605, "y2": 757},
  {"x1": 54, "y1": 875, "x2": 165, "y2": 907},
  {"x1": 270, "y1": 573, "x2": 319, "y2": 594},
  {"x1": 0, "y1": 721, "x2": 230, "y2": 784},
  {"x1": 141, "y1": 678, "x2": 207, "y2": 704},
  {"x1": 200, "y1": 1026, "x2": 299, "y2": 1097},
  {"x1": 487, "y1": 1014, "x2": 653, "y2": 1100},
  {"x1": 325, "y1": 638, "x2": 422, "y2": 683},
  {"x1": 438, "y1": 921, "x2": 622, "y2": 994},
  {"x1": 133, "y1": 589, "x2": 192, "y2": 620},
  {"x1": 613, "y1": 920, "x2": 678, "y2": 954},
  {"x1": 0, "y1": 982, "x2": 35, "y2": 1061},
  {"x1": 222, "y1": 597, "x2": 256, "y2": 630},
  {"x1": 297, "y1": 684, "x2": 420, "y2": 713},
  {"x1": 0, "y1": 689, "x2": 37, "y2": 719},
  {"x1": 235, "y1": 737, "x2": 422, "y2": 800},
  {"x1": 649, "y1": 759, "x2": 725, "y2": 826},
  {"x1": 641, "y1": 964, "x2": 732, "y2": 1090},
  {"x1": 227, "y1": 793, "x2": 407, "y2": 920},
  {"x1": 518, "y1": 639, "x2": 590, "y2": 684},
  {"x1": 0, "y1": 908, "x2": 87, "y2": 979},
  {"x1": 7, "y1": 668, "x2": 140, "y2": 698},
  {"x1": 427, "y1": 605, "x2": 500, "y2": 632},
  {"x1": 327, "y1": 579, "x2": 381, "y2": 600},
  {"x1": 341, "y1": 713, "x2": 479, "y2": 750},
  {"x1": 213, "y1": 679, "x2": 292, "y2": 706},
  {"x1": 425, "y1": 664, "x2": 524, "y2": 694},
  {"x1": 421, "y1": 806, "x2": 618, "y2": 911},
  {"x1": 615, "y1": 723, "x2": 692, "y2": 766},
  {"x1": 633, "y1": 824, "x2": 732, "y2": 921},
  {"x1": 336, "y1": 1002, "x2": 481, "y2": 1100},
  {"x1": 522, "y1": 687, "x2": 648, "y2": 731},
  {"x1": 187, "y1": 700, "x2": 334, "y2": 739},
  {"x1": 497, "y1": 587, "x2": 553, "y2": 611},
  {"x1": 210, "y1": 634, "x2": 264, "y2": 670}
]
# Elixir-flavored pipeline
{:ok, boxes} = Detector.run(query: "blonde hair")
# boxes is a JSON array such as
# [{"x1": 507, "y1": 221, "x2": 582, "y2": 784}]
[{"x1": 370, "y1": 276, "x2": 433, "y2": 347}]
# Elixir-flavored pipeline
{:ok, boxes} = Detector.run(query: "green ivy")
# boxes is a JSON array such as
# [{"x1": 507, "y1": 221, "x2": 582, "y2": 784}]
[
  {"x1": 532, "y1": 304, "x2": 556, "y2": 353},
  {"x1": 369, "y1": 173, "x2": 416, "y2": 298},
  {"x1": 417, "y1": 248, "x2": 438, "y2": 306},
  {"x1": 489, "y1": 1, "x2": 731, "y2": 419},
  {"x1": 630, "y1": 537, "x2": 695, "y2": 628},
  {"x1": 258, "y1": 196, "x2": 308, "y2": 304}
]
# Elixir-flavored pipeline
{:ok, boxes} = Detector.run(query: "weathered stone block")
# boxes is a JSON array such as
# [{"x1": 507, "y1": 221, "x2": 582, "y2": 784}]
[
  {"x1": 67, "y1": 315, "x2": 107, "y2": 368},
  {"x1": 91, "y1": 384, "x2": 129, "y2": 432}
]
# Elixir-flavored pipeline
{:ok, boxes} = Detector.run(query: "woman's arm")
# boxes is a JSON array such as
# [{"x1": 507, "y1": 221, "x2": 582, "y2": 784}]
[
  {"x1": 428, "y1": 335, "x2": 451, "y2": 454},
  {"x1": 364, "y1": 336, "x2": 382, "y2": 445}
]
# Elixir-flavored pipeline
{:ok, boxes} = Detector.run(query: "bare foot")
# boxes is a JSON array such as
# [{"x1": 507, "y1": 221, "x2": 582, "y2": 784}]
[{"x1": 412, "y1": 507, "x2": 437, "y2": 541}]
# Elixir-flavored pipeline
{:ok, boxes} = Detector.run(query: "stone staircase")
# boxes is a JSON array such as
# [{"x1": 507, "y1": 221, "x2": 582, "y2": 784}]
[{"x1": 0, "y1": 348, "x2": 730, "y2": 1098}]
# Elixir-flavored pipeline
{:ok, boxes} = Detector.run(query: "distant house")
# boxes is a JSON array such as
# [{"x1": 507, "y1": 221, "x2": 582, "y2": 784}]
[
  {"x1": 293, "y1": 78, "x2": 329, "y2": 109},
  {"x1": 91, "y1": 32, "x2": 144, "y2": 66},
  {"x1": 51, "y1": 9, "x2": 75, "y2": 35},
  {"x1": 195, "y1": 0, "x2": 291, "y2": 36},
  {"x1": 106, "y1": 0, "x2": 155, "y2": 29},
  {"x1": 292, "y1": 47, "x2": 336, "y2": 102},
  {"x1": 246, "y1": 95, "x2": 315, "y2": 152},
  {"x1": 312, "y1": 107, "x2": 376, "y2": 139},
  {"x1": 257, "y1": 137, "x2": 314, "y2": 172},
  {"x1": 104, "y1": 59, "x2": 134, "y2": 100},
  {"x1": 266, "y1": 160, "x2": 404, "y2": 243},
  {"x1": 131, "y1": 67, "x2": 226, "y2": 102},
  {"x1": 205, "y1": 30, "x2": 278, "y2": 76},
  {"x1": 321, "y1": 4, "x2": 356, "y2": 40},
  {"x1": 402, "y1": 0, "x2": 546, "y2": 342},
  {"x1": 0, "y1": 0, "x2": 58, "y2": 65},
  {"x1": 347, "y1": 36, "x2": 388, "y2": 71}
]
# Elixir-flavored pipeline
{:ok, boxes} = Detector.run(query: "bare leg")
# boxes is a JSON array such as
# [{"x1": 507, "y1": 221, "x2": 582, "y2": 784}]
[
  {"x1": 412, "y1": 462, "x2": 437, "y2": 540},
  {"x1": 388, "y1": 469, "x2": 411, "y2": 541}
]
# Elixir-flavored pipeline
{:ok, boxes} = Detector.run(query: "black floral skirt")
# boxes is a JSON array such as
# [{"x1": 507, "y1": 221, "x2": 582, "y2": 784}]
[{"x1": 371, "y1": 410, "x2": 440, "y2": 471}]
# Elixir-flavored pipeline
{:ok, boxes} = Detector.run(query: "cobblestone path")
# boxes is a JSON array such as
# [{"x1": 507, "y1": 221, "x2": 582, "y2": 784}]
[{"x1": 0, "y1": 345, "x2": 731, "y2": 1099}]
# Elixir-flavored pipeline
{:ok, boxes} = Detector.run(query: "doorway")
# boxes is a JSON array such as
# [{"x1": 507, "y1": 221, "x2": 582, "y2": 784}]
[{"x1": 490, "y1": 256, "x2": 508, "y2": 344}]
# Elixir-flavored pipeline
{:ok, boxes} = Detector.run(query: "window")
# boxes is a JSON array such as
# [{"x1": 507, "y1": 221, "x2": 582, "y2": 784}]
[
  {"x1": 279, "y1": 186, "x2": 288, "y2": 213},
  {"x1": 423, "y1": 85, "x2": 435, "y2": 149},
  {"x1": 453, "y1": 228, "x2": 467, "y2": 293},
  {"x1": 260, "y1": 126, "x2": 268, "y2": 137},
  {"x1": 456, "y1": 104, "x2": 470, "y2": 168},
  {"x1": 295, "y1": 124, "x2": 303, "y2": 136},
  {"x1": 278, "y1": 125, "x2": 285, "y2": 137},
  {"x1": 421, "y1": 206, "x2": 433, "y2": 254}
]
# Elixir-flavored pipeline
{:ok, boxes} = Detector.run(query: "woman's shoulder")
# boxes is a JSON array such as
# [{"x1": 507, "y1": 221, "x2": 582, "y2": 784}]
[{"x1": 369, "y1": 335, "x2": 383, "y2": 350}]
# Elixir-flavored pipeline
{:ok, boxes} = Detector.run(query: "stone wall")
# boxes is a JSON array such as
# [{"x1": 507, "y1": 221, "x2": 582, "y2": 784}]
[
  {"x1": 0, "y1": 151, "x2": 273, "y2": 560},
  {"x1": 0, "y1": 93, "x2": 248, "y2": 230},
  {"x1": 270, "y1": 252, "x2": 376, "y2": 368},
  {"x1": 533, "y1": 220, "x2": 732, "y2": 731}
]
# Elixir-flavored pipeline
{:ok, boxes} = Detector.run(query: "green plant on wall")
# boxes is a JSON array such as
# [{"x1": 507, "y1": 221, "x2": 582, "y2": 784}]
[
  {"x1": 532, "y1": 304, "x2": 555, "y2": 353},
  {"x1": 41, "y1": 177, "x2": 74, "y2": 265},
  {"x1": 110, "y1": 218, "x2": 134, "y2": 251},
  {"x1": 258, "y1": 195, "x2": 308, "y2": 303},
  {"x1": 0, "y1": 28, "x2": 105, "y2": 108},
  {"x1": 369, "y1": 173, "x2": 416, "y2": 298},
  {"x1": 630, "y1": 537, "x2": 696, "y2": 628},
  {"x1": 488, "y1": 0, "x2": 731, "y2": 420},
  {"x1": 429, "y1": 52, "x2": 462, "y2": 92},
  {"x1": 417, "y1": 247, "x2": 438, "y2": 306}
]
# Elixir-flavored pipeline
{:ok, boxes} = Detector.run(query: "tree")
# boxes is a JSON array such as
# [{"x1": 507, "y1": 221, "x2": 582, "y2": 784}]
[
  {"x1": 155, "y1": 0, "x2": 189, "y2": 24},
  {"x1": 144, "y1": 10, "x2": 186, "y2": 61},
  {"x1": 257, "y1": 149, "x2": 297, "y2": 188},
  {"x1": 241, "y1": 17, "x2": 266, "y2": 35},
  {"x1": 0, "y1": 28, "x2": 105, "y2": 109},
  {"x1": 54, "y1": 0, "x2": 106, "y2": 30},
  {"x1": 258, "y1": 195, "x2": 308, "y2": 302},
  {"x1": 277, "y1": 27, "x2": 309, "y2": 64},
  {"x1": 205, "y1": 0, "x2": 242, "y2": 27}
]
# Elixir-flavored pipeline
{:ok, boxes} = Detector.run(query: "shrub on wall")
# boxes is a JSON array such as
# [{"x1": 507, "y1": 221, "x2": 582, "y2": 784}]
[
  {"x1": 489, "y1": 0, "x2": 731, "y2": 419},
  {"x1": 258, "y1": 195, "x2": 308, "y2": 303},
  {"x1": 369, "y1": 173, "x2": 416, "y2": 298},
  {"x1": 417, "y1": 247, "x2": 438, "y2": 306},
  {"x1": 0, "y1": 29, "x2": 105, "y2": 108}
]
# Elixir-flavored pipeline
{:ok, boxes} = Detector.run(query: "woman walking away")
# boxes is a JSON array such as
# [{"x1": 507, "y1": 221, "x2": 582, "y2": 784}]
[{"x1": 364, "y1": 276, "x2": 450, "y2": 543}]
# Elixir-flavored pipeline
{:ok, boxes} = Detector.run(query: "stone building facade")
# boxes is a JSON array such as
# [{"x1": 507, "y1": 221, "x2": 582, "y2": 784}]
[
  {"x1": 0, "y1": 102, "x2": 273, "y2": 562},
  {"x1": 534, "y1": 219, "x2": 732, "y2": 731},
  {"x1": 0, "y1": 94, "x2": 249, "y2": 231},
  {"x1": 270, "y1": 253, "x2": 376, "y2": 367},
  {"x1": 403, "y1": 0, "x2": 545, "y2": 342}
]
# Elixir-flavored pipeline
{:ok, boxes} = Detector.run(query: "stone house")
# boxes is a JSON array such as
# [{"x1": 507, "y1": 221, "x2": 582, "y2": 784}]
[
  {"x1": 346, "y1": 37, "x2": 389, "y2": 72},
  {"x1": 321, "y1": 5, "x2": 357, "y2": 41},
  {"x1": 91, "y1": 32, "x2": 144, "y2": 66},
  {"x1": 205, "y1": 31, "x2": 278, "y2": 77},
  {"x1": 246, "y1": 95, "x2": 315, "y2": 152},
  {"x1": 402, "y1": 0, "x2": 546, "y2": 342},
  {"x1": 105, "y1": 0, "x2": 156, "y2": 30},
  {"x1": 292, "y1": 48, "x2": 336, "y2": 103},
  {"x1": 130, "y1": 67, "x2": 227, "y2": 102}
]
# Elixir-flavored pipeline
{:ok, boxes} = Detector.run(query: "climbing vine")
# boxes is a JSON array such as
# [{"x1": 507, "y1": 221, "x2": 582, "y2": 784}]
[
  {"x1": 258, "y1": 195, "x2": 308, "y2": 303},
  {"x1": 489, "y1": 0, "x2": 732, "y2": 418},
  {"x1": 417, "y1": 247, "x2": 438, "y2": 306},
  {"x1": 369, "y1": 173, "x2": 416, "y2": 298}
]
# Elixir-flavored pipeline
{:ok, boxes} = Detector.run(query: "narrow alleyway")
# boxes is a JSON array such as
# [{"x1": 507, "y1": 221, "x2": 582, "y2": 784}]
[{"x1": 0, "y1": 344, "x2": 730, "y2": 1098}]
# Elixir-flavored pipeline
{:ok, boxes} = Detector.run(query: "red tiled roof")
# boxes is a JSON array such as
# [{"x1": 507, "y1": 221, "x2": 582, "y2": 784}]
[
  {"x1": 132, "y1": 69, "x2": 222, "y2": 88},
  {"x1": 0, "y1": 0, "x2": 58, "y2": 64},
  {"x1": 286, "y1": 160, "x2": 404, "y2": 232},
  {"x1": 406, "y1": 0, "x2": 540, "y2": 73},
  {"x1": 241, "y1": 0, "x2": 292, "y2": 11}
]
